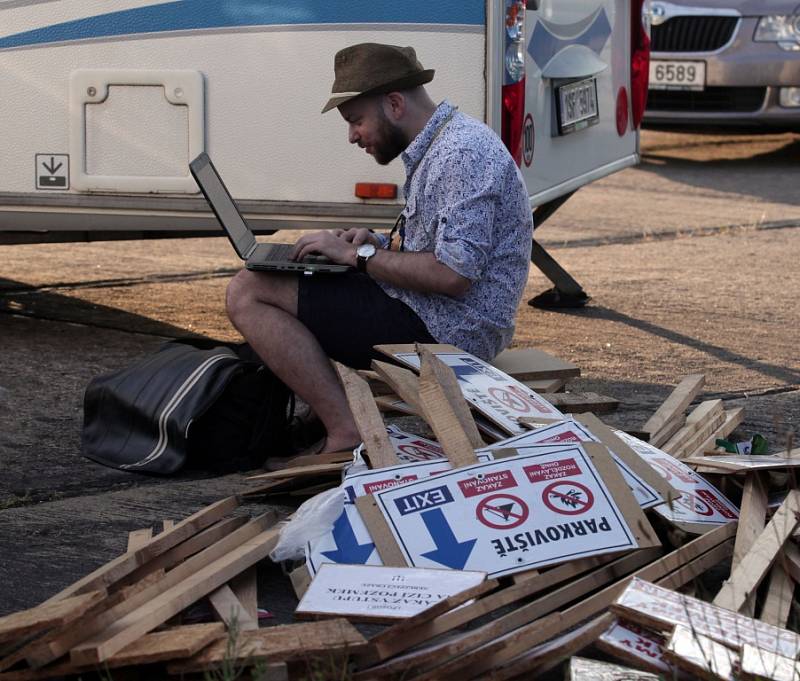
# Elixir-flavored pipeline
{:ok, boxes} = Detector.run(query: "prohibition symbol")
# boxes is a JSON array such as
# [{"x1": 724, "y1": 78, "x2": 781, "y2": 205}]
[
  {"x1": 476, "y1": 493, "x2": 529, "y2": 529},
  {"x1": 543, "y1": 481, "x2": 594, "y2": 515},
  {"x1": 488, "y1": 386, "x2": 532, "y2": 413},
  {"x1": 673, "y1": 492, "x2": 713, "y2": 517}
]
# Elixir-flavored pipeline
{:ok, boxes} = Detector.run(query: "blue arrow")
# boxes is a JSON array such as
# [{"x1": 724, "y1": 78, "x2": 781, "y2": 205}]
[
  {"x1": 320, "y1": 510, "x2": 375, "y2": 564},
  {"x1": 420, "y1": 509, "x2": 477, "y2": 570}
]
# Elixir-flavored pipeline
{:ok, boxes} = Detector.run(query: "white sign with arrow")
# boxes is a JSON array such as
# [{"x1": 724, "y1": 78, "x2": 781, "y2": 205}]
[{"x1": 371, "y1": 445, "x2": 638, "y2": 578}]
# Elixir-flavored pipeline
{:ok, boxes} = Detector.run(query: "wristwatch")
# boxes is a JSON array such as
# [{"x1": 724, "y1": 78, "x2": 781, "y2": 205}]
[{"x1": 356, "y1": 243, "x2": 377, "y2": 274}]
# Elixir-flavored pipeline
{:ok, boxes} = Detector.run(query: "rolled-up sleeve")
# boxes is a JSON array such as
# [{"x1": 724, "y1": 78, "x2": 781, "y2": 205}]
[{"x1": 430, "y1": 149, "x2": 499, "y2": 282}]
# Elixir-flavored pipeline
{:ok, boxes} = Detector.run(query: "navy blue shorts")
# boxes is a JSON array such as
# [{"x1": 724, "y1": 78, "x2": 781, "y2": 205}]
[{"x1": 296, "y1": 272, "x2": 435, "y2": 369}]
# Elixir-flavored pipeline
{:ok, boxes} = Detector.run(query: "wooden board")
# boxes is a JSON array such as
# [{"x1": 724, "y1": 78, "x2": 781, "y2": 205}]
[
  {"x1": 662, "y1": 399, "x2": 723, "y2": 456},
  {"x1": 353, "y1": 495, "x2": 407, "y2": 567},
  {"x1": 68, "y1": 524, "x2": 281, "y2": 665},
  {"x1": 335, "y1": 363, "x2": 398, "y2": 469},
  {"x1": 713, "y1": 489, "x2": 800, "y2": 613},
  {"x1": 536, "y1": 391, "x2": 619, "y2": 414},
  {"x1": 208, "y1": 584, "x2": 258, "y2": 631},
  {"x1": 418, "y1": 345, "x2": 483, "y2": 449},
  {"x1": 42, "y1": 495, "x2": 239, "y2": 604},
  {"x1": 732, "y1": 472, "x2": 767, "y2": 616},
  {"x1": 685, "y1": 454, "x2": 800, "y2": 472},
  {"x1": 664, "y1": 624, "x2": 737, "y2": 681},
  {"x1": 167, "y1": 619, "x2": 367, "y2": 674},
  {"x1": 0, "y1": 591, "x2": 105, "y2": 645},
  {"x1": 522, "y1": 377, "x2": 565, "y2": 393},
  {"x1": 760, "y1": 561, "x2": 795, "y2": 628},
  {"x1": 0, "y1": 624, "x2": 225, "y2": 681},
  {"x1": 692, "y1": 407, "x2": 745, "y2": 461},
  {"x1": 230, "y1": 567, "x2": 258, "y2": 622},
  {"x1": 246, "y1": 462, "x2": 347, "y2": 482},
  {"x1": 567, "y1": 657, "x2": 661, "y2": 681},
  {"x1": 488, "y1": 347, "x2": 581, "y2": 381},
  {"x1": 641, "y1": 374, "x2": 705, "y2": 445},
  {"x1": 371, "y1": 360, "x2": 422, "y2": 413}
]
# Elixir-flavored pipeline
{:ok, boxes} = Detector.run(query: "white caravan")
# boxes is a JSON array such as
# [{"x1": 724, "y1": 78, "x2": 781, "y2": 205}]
[{"x1": 0, "y1": 0, "x2": 650, "y2": 300}]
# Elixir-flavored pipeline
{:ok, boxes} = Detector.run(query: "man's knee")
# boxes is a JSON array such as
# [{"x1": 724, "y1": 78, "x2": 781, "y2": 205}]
[{"x1": 225, "y1": 269, "x2": 298, "y2": 325}]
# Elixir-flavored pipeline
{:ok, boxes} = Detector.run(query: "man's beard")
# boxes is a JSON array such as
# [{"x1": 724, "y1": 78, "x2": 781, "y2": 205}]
[{"x1": 372, "y1": 109, "x2": 410, "y2": 165}]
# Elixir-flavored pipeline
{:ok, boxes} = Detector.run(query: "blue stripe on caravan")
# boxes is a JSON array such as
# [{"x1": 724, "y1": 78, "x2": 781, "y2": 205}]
[{"x1": 0, "y1": 0, "x2": 485, "y2": 50}]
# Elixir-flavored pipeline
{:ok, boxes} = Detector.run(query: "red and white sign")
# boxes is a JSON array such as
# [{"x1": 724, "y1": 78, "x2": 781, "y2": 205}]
[
  {"x1": 615, "y1": 430, "x2": 739, "y2": 527},
  {"x1": 477, "y1": 419, "x2": 664, "y2": 510},
  {"x1": 598, "y1": 619, "x2": 672, "y2": 674},
  {"x1": 476, "y1": 493, "x2": 529, "y2": 529},
  {"x1": 372, "y1": 444, "x2": 638, "y2": 578},
  {"x1": 615, "y1": 578, "x2": 800, "y2": 660},
  {"x1": 542, "y1": 480, "x2": 595, "y2": 515},
  {"x1": 393, "y1": 351, "x2": 563, "y2": 435}
]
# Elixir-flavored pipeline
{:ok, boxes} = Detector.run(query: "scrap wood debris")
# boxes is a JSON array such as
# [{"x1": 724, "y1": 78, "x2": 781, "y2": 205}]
[{"x1": 0, "y1": 344, "x2": 798, "y2": 680}]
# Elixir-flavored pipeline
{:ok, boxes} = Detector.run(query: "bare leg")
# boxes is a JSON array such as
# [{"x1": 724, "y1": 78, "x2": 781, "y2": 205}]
[{"x1": 226, "y1": 270, "x2": 360, "y2": 453}]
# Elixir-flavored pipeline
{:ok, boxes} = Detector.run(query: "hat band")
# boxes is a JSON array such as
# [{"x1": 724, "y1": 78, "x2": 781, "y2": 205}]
[{"x1": 329, "y1": 91, "x2": 363, "y2": 97}]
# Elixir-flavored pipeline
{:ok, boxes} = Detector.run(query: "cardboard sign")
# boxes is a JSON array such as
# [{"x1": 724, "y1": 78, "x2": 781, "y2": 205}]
[
  {"x1": 477, "y1": 420, "x2": 664, "y2": 509},
  {"x1": 307, "y1": 446, "x2": 494, "y2": 575},
  {"x1": 597, "y1": 619, "x2": 672, "y2": 675},
  {"x1": 613, "y1": 578, "x2": 800, "y2": 660},
  {"x1": 296, "y1": 564, "x2": 486, "y2": 622},
  {"x1": 377, "y1": 397, "x2": 508, "y2": 441},
  {"x1": 615, "y1": 430, "x2": 739, "y2": 530},
  {"x1": 389, "y1": 349, "x2": 564, "y2": 434},
  {"x1": 370, "y1": 445, "x2": 639, "y2": 578}
]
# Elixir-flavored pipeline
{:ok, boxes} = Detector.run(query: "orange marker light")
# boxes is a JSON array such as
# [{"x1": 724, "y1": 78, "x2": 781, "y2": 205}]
[{"x1": 354, "y1": 183, "x2": 398, "y2": 199}]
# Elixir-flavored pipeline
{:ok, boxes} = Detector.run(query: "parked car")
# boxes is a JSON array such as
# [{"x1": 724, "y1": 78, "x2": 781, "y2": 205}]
[{"x1": 643, "y1": 0, "x2": 800, "y2": 127}]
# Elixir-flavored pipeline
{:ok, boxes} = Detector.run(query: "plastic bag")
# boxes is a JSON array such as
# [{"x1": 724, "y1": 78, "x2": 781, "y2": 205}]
[{"x1": 269, "y1": 485, "x2": 345, "y2": 563}]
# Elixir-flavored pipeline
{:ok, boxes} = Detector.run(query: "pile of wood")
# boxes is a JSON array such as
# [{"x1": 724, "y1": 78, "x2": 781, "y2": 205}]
[{"x1": 0, "y1": 344, "x2": 798, "y2": 680}]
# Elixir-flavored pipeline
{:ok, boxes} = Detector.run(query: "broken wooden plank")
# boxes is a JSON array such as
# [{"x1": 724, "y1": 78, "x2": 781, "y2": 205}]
[
  {"x1": 713, "y1": 489, "x2": 800, "y2": 613},
  {"x1": 692, "y1": 407, "x2": 746, "y2": 460},
  {"x1": 371, "y1": 360, "x2": 422, "y2": 413},
  {"x1": 522, "y1": 377, "x2": 565, "y2": 393},
  {"x1": 642, "y1": 374, "x2": 705, "y2": 445},
  {"x1": 760, "y1": 561, "x2": 795, "y2": 629},
  {"x1": 230, "y1": 567, "x2": 258, "y2": 624},
  {"x1": 0, "y1": 624, "x2": 226, "y2": 681},
  {"x1": 289, "y1": 564, "x2": 312, "y2": 600},
  {"x1": 536, "y1": 391, "x2": 619, "y2": 414},
  {"x1": 732, "y1": 472, "x2": 768, "y2": 616},
  {"x1": 353, "y1": 495, "x2": 407, "y2": 567},
  {"x1": 69, "y1": 524, "x2": 282, "y2": 665},
  {"x1": 0, "y1": 591, "x2": 105, "y2": 646},
  {"x1": 488, "y1": 347, "x2": 581, "y2": 381},
  {"x1": 664, "y1": 624, "x2": 737, "y2": 681},
  {"x1": 487, "y1": 612, "x2": 615, "y2": 679},
  {"x1": 125, "y1": 528, "x2": 153, "y2": 552},
  {"x1": 167, "y1": 619, "x2": 367, "y2": 674},
  {"x1": 686, "y1": 454, "x2": 800, "y2": 472},
  {"x1": 246, "y1": 462, "x2": 347, "y2": 482},
  {"x1": 335, "y1": 363, "x2": 398, "y2": 469},
  {"x1": 42, "y1": 495, "x2": 239, "y2": 603},
  {"x1": 23, "y1": 513, "x2": 275, "y2": 669},
  {"x1": 208, "y1": 584, "x2": 258, "y2": 631},
  {"x1": 417, "y1": 344, "x2": 483, "y2": 451},
  {"x1": 662, "y1": 399, "x2": 723, "y2": 457}
]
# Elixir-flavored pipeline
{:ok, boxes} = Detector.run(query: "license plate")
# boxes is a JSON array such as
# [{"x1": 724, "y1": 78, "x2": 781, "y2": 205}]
[
  {"x1": 556, "y1": 77, "x2": 599, "y2": 135},
  {"x1": 649, "y1": 60, "x2": 706, "y2": 91}
]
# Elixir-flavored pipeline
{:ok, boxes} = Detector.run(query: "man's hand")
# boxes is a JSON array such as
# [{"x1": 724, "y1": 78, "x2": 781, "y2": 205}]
[{"x1": 292, "y1": 229, "x2": 380, "y2": 265}]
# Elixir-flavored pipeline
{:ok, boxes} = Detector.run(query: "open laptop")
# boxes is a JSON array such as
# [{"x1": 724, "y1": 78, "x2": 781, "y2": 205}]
[{"x1": 189, "y1": 152, "x2": 351, "y2": 274}]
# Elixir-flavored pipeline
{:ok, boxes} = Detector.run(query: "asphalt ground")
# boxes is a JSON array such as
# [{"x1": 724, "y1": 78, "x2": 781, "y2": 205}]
[{"x1": 0, "y1": 129, "x2": 798, "y2": 618}]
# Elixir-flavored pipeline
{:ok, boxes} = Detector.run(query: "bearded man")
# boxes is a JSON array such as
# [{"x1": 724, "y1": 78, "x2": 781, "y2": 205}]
[{"x1": 226, "y1": 43, "x2": 533, "y2": 458}]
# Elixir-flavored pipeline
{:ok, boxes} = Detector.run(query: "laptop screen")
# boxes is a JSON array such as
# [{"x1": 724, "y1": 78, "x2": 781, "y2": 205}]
[{"x1": 190, "y1": 153, "x2": 257, "y2": 259}]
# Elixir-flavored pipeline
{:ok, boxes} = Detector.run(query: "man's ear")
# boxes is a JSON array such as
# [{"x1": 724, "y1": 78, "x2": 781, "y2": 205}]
[{"x1": 383, "y1": 92, "x2": 406, "y2": 121}]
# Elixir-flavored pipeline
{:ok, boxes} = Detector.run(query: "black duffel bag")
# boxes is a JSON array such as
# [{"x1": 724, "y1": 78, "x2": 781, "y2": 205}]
[{"x1": 82, "y1": 339, "x2": 293, "y2": 474}]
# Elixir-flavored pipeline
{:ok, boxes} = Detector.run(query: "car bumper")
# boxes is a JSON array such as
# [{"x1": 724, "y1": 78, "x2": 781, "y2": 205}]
[{"x1": 644, "y1": 17, "x2": 800, "y2": 126}]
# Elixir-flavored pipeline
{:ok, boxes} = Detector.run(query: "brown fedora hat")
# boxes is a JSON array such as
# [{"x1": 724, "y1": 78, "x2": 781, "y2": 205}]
[{"x1": 321, "y1": 43, "x2": 434, "y2": 113}]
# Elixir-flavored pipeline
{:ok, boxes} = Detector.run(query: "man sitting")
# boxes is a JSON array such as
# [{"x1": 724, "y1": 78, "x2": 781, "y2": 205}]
[{"x1": 225, "y1": 43, "x2": 533, "y2": 457}]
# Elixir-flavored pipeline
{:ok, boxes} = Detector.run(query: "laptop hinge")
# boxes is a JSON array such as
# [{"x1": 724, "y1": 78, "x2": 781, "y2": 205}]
[{"x1": 245, "y1": 242, "x2": 257, "y2": 259}]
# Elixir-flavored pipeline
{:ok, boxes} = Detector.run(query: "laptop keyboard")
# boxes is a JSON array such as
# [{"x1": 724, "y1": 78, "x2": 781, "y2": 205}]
[{"x1": 264, "y1": 243, "x2": 294, "y2": 260}]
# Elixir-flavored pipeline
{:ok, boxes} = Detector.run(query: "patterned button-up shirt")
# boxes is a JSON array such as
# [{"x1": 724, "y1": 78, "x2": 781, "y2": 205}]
[{"x1": 377, "y1": 101, "x2": 533, "y2": 360}]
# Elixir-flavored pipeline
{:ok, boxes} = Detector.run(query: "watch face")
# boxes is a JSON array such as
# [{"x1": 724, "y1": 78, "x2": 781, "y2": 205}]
[{"x1": 357, "y1": 244, "x2": 377, "y2": 257}]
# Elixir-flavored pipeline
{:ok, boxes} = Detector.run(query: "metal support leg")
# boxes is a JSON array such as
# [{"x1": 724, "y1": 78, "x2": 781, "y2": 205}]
[{"x1": 528, "y1": 190, "x2": 590, "y2": 308}]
